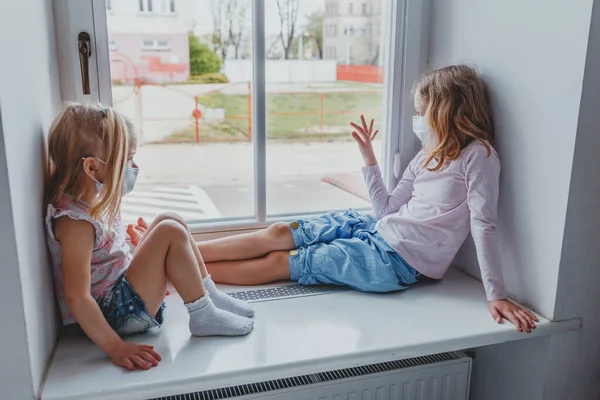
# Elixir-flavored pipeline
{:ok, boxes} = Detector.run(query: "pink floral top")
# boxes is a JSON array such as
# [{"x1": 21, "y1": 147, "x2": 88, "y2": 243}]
[{"x1": 45, "y1": 195, "x2": 132, "y2": 325}]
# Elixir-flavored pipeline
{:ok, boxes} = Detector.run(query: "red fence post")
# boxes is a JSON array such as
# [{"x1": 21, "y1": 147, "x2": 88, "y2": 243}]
[{"x1": 193, "y1": 96, "x2": 201, "y2": 143}]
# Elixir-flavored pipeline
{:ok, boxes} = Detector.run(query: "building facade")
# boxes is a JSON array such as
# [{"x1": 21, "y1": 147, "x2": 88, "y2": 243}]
[
  {"x1": 106, "y1": 0, "x2": 193, "y2": 83},
  {"x1": 323, "y1": 0, "x2": 387, "y2": 66}
]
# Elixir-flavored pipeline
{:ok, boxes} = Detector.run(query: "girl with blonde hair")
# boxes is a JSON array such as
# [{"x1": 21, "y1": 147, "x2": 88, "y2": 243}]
[
  {"x1": 45, "y1": 103, "x2": 254, "y2": 371},
  {"x1": 131, "y1": 65, "x2": 537, "y2": 333}
]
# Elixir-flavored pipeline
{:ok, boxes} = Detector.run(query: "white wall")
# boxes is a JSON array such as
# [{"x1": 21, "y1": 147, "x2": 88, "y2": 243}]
[
  {"x1": 429, "y1": 0, "x2": 600, "y2": 399},
  {"x1": 224, "y1": 60, "x2": 337, "y2": 83},
  {"x1": 0, "y1": 0, "x2": 61, "y2": 398},
  {"x1": 429, "y1": 0, "x2": 593, "y2": 318},
  {"x1": 543, "y1": 1, "x2": 600, "y2": 397}
]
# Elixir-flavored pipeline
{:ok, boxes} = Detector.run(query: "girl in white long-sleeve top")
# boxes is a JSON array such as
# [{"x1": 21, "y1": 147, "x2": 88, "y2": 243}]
[{"x1": 130, "y1": 65, "x2": 538, "y2": 333}]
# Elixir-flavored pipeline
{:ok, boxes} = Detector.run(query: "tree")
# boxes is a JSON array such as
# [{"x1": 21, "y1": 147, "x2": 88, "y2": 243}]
[
  {"x1": 304, "y1": 10, "x2": 324, "y2": 59},
  {"x1": 189, "y1": 34, "x2": 221, "y2": 76},
  {"x1": 211, "y1": 0, "x2": 249, "y2": 61},
  {"x1": 276, "y1": 0, "x2": 300, "y2": 60}
]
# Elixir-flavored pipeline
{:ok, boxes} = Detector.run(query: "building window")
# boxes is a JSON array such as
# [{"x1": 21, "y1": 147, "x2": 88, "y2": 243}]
[
  {"x1": 106, "y1": 0, "x2": 112, "y2": 12},
  {"x1": 349, "y1": 3, "x2": 353, "y2": 15},
  {"x1": 362, "y1": 3, "x2": 367, "y2": 15},
  {"x1": 161, "y1": 0, "x2": 175, "y2": 13},
  {"x1": 333, "y1": 25, "x2": 337, "y2": 37},
  {"x1": 141, "y1": 39, "x2": 170, "y2": 50},
  {"x1": 139, "y1": 0, "x2": 154, "y2": 13}
]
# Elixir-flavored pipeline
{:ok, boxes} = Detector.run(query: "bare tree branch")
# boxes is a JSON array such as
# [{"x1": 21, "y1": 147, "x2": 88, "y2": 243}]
[{"x1": 275, "y1": 0, "x2": 300, "y2": 59}]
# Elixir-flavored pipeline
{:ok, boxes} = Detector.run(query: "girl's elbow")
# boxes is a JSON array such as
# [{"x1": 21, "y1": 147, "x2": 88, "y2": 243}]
[{"x1": 65, "y1": 292, "x2": 91, "y2": 309}]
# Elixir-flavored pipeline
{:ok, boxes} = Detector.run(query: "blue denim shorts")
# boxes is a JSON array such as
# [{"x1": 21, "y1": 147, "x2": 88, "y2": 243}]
[
  {"x1": 288, "y1": 209, "x2": 420, "y2": 292},
  {"x1": 99, "y1": 274, "x2": 166, "y2": 336}
]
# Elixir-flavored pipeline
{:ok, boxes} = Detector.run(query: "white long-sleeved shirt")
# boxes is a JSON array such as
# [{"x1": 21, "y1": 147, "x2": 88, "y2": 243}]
[{"x1": 362, "y1": 141, "x2": 506, "y2": 301}]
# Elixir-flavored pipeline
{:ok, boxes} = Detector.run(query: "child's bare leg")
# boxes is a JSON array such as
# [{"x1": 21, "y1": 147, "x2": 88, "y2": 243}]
[
  {"x1": 136, "y1": 214, "x2": 211, "y2": 276},
  {"x1": 198, "y1": 223, "x2": 295, "y2": 263},
  {"x1": 133, "y1": 213, "x2": 255, "y2": 317},
  {"x1": 206, "y1": 251, "x2": 291, "y2": 285},
  {"x1": 126, "y1": 220, "x2": 253, "y2": 336}
]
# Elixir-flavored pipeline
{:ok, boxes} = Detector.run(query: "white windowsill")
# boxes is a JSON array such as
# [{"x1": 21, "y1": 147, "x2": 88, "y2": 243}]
[{"x1": 40, "y1": 268, "x2": 580, "y2": 400}]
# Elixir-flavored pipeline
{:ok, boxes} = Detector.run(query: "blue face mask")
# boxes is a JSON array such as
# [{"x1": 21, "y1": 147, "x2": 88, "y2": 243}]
[{"x1": 83, "y1": 157, "x2": 139, "y2": 197}]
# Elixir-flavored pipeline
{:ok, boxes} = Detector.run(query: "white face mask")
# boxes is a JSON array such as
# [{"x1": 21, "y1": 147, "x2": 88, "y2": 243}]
[
  {"x1": 412, "y1": 115, "x2": 431, "y2": 145},
  {"x1": 82, "y1": 157, "x2": 139, "y2": 197}
]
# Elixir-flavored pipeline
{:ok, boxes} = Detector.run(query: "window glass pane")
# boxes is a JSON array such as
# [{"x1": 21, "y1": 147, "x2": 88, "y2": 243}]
[
  {"x1": 265, "y1": 0, "x2": 388, "y2": 216},
  {"x1": 107, "y1": 1, "x2": 254, "y2": 224}
]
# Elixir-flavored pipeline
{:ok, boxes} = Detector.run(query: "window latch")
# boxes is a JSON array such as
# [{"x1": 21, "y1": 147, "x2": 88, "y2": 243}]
[
  {"x1": 393, "y1": 152, "x2": 401, "y2": 178},
  {"x1": 77, "y1": 32, "x2": 92, "y2": 95}
]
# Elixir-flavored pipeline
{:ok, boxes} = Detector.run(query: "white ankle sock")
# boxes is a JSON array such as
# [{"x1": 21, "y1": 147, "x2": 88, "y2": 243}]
[
  {"x1": 185, "y1": 295, "x2": 253, "y2": 337},
  {"x1": 203, "y1": 276, "x2": 255, "y2": 318}
]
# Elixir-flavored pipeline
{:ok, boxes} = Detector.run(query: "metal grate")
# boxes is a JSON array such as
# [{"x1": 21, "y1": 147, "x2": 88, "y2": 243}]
[
  {"x1": 150, "y1": 352, "x2": 461, "y2": 400},
  {"x1": 226, "y1": 284, "x2": 349, "y2": 303}
]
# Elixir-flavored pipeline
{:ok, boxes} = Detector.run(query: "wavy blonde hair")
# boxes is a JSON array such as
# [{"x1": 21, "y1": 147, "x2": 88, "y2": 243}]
[
  {"x1": 414, "y1": 65, "x2": 494, "y2": 171},
  {"x1": 45, "y1": 103, "x2": 134, "y2": 228}
]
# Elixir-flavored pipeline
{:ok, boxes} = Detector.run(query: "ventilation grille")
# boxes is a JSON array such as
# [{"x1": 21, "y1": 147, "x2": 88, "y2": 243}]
[
  {"x1": 227, "y1": 284, "x2": 349, "y2": 303},
  {"x1": 150, "y1": 352, "x2": 460, "y2": 400}
]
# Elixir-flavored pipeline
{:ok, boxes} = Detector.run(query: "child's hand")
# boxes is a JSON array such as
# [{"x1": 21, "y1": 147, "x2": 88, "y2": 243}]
[
  {"x1": 350, "y1": 115, "x2": 379, "y2": 167},
  {"x1": 108, "y1": 341, "x2": 161, "y2": 371},
  {"x1": 488, "y1": 299, "x2": 539, "y2": 333}
]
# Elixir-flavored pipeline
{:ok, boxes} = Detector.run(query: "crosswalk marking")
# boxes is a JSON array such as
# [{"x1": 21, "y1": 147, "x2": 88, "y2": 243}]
[{"x1": 121, "y1": 185, "x2": 221, "y2": 225}]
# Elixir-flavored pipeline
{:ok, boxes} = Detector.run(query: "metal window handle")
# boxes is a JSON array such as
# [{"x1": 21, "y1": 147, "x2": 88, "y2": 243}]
[{"x1": 77, "y1": 32, "x2": 92, "y2": 95}]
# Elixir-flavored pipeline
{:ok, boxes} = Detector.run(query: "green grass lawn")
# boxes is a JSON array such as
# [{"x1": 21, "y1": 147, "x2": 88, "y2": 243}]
[{"x1": 167, "y1": 88, "x2": 384, "y2": 142}]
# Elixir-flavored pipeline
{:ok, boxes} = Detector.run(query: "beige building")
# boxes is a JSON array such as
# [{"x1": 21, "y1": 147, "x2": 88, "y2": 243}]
[{"x1": 323, "y1": 0, "x2": 387, "y2": 65}]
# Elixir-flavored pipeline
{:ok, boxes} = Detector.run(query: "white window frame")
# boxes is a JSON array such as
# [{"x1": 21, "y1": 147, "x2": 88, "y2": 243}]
[{"x1": 53, "y1": 0, "x2": 430, "y2": 235}]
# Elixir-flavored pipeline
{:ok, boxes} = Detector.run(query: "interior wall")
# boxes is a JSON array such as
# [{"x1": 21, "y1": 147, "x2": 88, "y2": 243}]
[
  {"x1": 428, "y1": 0, "x2": 593, "y2": 318},
  {"x1": 0, "y1": 0, "x2": 62, "y2": 397},
  {"x1": 544, "y1": 1, "x2": 600, "y2": 398},
  {"x1": 0, "y1": 110, "x2": 35, "y2": 399}
]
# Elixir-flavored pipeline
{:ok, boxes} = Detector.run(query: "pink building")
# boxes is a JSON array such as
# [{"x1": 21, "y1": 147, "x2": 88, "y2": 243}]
[{"x1": 106, "y1": 0, "x2": 192, "y2": 83}]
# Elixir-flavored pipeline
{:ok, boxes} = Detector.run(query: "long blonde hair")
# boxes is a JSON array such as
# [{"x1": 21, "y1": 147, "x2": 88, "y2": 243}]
[
  {"x1": 45, "y1": 103, "x2": 133, "y2": 228},
  {"x1": 414, "y1": 65, "x2": 494, "y2": 171}
]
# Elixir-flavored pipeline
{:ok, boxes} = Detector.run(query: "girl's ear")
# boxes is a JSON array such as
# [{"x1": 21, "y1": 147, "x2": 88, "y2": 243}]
[{"x1": 82, "y1": 157, "x2": 99, "y2": 179}]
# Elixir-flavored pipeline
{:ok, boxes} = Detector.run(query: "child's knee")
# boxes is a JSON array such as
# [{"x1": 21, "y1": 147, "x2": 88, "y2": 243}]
[
  {"x1": 266, "y1": 222, "x2": 291, "y2": 240},
  {"x1": 154, "y1": 212, "x2": 187, "y2": 229},
  {"x1": 154, "y1": 219, "x2": 188, "y2": 241},
  {"x1": 265, "y1": 251, "x2": 291, "y2": 280}
]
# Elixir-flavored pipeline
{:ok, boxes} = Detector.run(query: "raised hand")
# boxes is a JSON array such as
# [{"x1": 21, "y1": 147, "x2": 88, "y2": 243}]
[{"x1": 350, "y1": 115, "x2": 379, "y2": 167}]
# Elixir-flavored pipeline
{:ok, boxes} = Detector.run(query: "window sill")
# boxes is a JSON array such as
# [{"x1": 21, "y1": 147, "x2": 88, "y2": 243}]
[{"x1": 40, "y1": 268, "x2": 580, "y2": 400}]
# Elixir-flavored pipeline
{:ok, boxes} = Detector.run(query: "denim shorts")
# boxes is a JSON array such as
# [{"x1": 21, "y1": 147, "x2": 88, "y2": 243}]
[
  {"x1": 99, "y1": 274, "x2": 166, "y2": 336},
  {"x1": 288, "y1": 209, "x2": 420, "y2": 292}
]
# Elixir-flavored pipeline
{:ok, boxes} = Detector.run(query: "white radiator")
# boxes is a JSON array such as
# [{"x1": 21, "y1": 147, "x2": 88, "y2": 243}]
[{"x1": 153, "y1": 352, "x2": 471, "y2": 400}]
